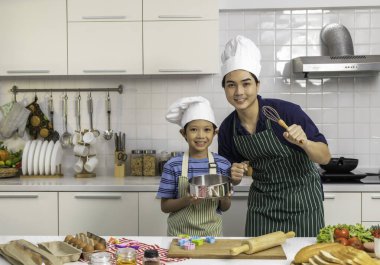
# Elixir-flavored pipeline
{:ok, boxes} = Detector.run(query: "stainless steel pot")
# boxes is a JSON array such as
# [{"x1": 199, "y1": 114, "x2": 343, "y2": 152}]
[{"x1": 189, "y1": 174, "x2": 232, "y2": 198}]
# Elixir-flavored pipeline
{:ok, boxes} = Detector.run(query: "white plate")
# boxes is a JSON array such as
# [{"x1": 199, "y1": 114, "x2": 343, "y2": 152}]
[
  {"x1": 21, "y1": 140, "x2": 31, "y2": 175},
  {"x1": 27, "y1": 140, "x2": 37, "y2": 176},
  {"x1": 33, "y1": 140, "x2": 43, "y2": 175},
  {"x1": 38, "y1": 141, "x2": 49, "y2": 175},
  {"x1": 44, "y1": 141, "x2": 55, "y2": 175},
  {"x1": 50, "y1": 141, "x2": 63, "y2": 175}
]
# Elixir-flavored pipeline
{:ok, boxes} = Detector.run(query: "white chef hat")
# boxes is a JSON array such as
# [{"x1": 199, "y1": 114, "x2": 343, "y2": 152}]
[
  {"x1": 166, "y1": 96, "x2": 217, "y2": 128},
  {"x1": 221, "y1": 35, "x2": 261, "y2": 78}
]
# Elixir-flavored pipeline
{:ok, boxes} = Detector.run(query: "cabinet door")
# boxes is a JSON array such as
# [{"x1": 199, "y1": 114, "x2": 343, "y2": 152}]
[
  {"x1": 59, "y1": 192, "x2": 138, "y2": 236},
  {"x1": 362, "y1": 193, "x2": 380, "y2": 222},
  {"x1": 0, "y1": 192, "x2": 58, "y2": 235},
  {"x1": 144, "y1": 21, "x2": 219, "y2": 74},
  {"x1": 323, "y1": 192, "x2": 361, "y2": 225},
  {"x1": 0, "y1": 0, "x2": 67, "y2": 76},
  {"x1": 222, "y1": 192, "x2": 248, "y2": 237},
  {"x1": 143, "y1": 0, "x2": 218, "y2": 20},
  {"x1": 68, "y1": 0, "x2": 142, "y2": 21},
  {"x1": 138, "y1": 192, "x2": 168, "y2": 236},
  {"x1": 68, "y1": 22, "x2": 143, "y2": 75}
]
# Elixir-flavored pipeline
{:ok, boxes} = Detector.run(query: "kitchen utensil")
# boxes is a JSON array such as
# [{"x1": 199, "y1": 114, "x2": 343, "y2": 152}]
[
  {"x1": 103, "y1": 92, "x2": 113, "y2": 140},
  {"x1": 87, "y1": 93, "x2": 100, "y2": 137},
  {"x1": 60, "y1": 93, "x2": 73, "y2": 147},
  {"x1": 262, "y1": 105, "x2": 303, "y2": 144},
  {"x1": 189, "y1": 174, "x2": 232, "y2": 198},
  {"x1": 48, "y1": 93, "x2": 60, "y2": 142},
  {"x1": 230, "y1": 231, "x2": 295, "y2": 256},
  {"x1": 117, "y1": 152, "x2": 128, "y2": 161},
  {"x1": 71, "y1": 93, "x2": 82, "y2": 145},
  {"x1": 167, "y1": 238, "x2": 286, "y2": 259},
  {"x1": 319, "y1": 157, "x2": 358, "y2": 173}
]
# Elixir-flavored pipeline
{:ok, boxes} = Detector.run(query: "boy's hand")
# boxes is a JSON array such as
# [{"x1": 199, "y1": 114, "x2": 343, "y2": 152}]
[{"x1": 230, "y1": 162, "x2": 247, "y2": 185}]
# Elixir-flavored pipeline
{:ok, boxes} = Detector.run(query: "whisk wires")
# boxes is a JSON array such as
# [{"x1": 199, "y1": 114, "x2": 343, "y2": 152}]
[{"x1": 262, "y1": 105, "x2": 289, "y2": 130}]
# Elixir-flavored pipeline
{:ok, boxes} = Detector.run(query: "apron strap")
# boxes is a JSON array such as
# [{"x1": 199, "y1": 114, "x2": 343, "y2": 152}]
[
  {"x1": 182, "y1": 151, "x2": 216, "y2": 176},
  {"x1": 208, "y1": 152, "x2": 217, "y2": 174}
]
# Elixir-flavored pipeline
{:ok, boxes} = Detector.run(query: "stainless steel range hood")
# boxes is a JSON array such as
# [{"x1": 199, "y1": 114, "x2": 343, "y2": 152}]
[{"x1": 292, "y1": 23, "x2": 380, "y2": 78}]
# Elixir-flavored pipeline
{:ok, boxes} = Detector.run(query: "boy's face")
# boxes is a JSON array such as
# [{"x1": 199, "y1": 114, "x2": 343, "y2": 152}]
[{"x1": 180, "y1": 119, "x2": 216, "y2": 157}]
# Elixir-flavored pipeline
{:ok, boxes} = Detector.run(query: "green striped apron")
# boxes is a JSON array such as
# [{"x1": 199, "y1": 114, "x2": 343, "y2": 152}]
[
  {"x1": 167, "y1": 151, "x2": 223, "y2": 236},
  {"x1": 233, "y1": 118, "x2": 324, "y2": 237}
]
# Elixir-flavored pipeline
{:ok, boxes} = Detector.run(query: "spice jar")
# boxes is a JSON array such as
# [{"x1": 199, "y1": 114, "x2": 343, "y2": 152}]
[
  {"x1": 143, "y1": 249, "x2": 160, "y2": 265},
  {"x1": 131, "y1": 150, "x2": 143, "y2": 176},
  {"x1": 143, "y1": 150, "x2": 156, "y2": 176},
  {"x1": 90, "y1": 252, "x2": 112, "y2": 265},
  {"x1": 117, "y1": 247, "x2": 136, "y2": 265},
  {"x1": 158, "y1": 151, "x2": 171, "y2": 175}
]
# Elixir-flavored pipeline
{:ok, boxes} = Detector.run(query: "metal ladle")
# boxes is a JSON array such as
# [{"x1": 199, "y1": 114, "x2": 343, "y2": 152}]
[
  {"x1": 60, "y1": 92, "x2": 73, "y2": 147},
  {"x1": 87, "y1": 92, "x2": 100, "y2": 137},
  {"x1": 71, "y1": 93, "x2": 82, "y2": 145},
  {"x1": 103, "y1": 91, "x2": 113, "y2": 140}
]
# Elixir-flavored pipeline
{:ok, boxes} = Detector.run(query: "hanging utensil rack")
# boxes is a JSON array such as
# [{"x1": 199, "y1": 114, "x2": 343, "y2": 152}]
[{"x1": 10, "y1": 84, "x2": 123, "y2": 101}]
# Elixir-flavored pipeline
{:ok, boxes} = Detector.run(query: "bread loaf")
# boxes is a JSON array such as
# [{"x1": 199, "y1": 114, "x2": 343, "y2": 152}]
[{"x1": 294, "y1": 243, "x2": 344, "y2": 264}]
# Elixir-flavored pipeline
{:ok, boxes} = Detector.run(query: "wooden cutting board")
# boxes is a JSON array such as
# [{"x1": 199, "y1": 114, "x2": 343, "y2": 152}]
[{"x1": 167, "y1": 238, "x2": 287, "y2": 259}]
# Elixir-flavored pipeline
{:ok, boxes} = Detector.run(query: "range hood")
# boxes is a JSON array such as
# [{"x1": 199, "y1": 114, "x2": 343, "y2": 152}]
[{"x1": 292, "y1": 23, "x2": 380, "y2": 78}]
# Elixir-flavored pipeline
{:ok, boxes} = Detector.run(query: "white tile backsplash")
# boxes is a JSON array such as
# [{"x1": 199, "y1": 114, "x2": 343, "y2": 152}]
[{"x1": 2, "y1": 6, "x2": 380, "y2": 176}]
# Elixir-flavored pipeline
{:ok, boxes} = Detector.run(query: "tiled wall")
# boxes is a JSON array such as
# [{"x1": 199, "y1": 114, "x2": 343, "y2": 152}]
[{"x1": 1, "y1": 7, "x2": 380, "y2": 176}]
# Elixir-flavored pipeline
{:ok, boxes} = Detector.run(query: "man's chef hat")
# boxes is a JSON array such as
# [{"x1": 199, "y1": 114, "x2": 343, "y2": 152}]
[
  {"x1": 166, "y1": 96, "x2": 217, "y2": 128},
  {"x1": 221, "y1": 35, "x2": 261, "y2": 78}
]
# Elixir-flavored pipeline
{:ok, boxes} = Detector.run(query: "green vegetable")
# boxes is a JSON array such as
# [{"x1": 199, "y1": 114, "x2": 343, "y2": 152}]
[{"x1": 316, "y1": 223, "x2": 373, "y2": 243}]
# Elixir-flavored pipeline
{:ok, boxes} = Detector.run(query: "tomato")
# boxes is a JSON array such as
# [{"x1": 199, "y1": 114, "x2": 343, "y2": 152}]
[
  {"x1": 334, "y1": 228, "x2": 350, "y2": 239},
  {"x1": 347, "y1": 236, "x2": 361, "y2": 245},
  {"x1": 335, "y1": 237, "x2": 349, "y2": 246}
]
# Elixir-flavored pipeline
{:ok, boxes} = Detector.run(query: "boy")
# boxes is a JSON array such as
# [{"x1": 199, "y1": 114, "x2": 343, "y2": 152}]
[{"x1": 157, "y1": 96, "x2": 231, "y2": 236}]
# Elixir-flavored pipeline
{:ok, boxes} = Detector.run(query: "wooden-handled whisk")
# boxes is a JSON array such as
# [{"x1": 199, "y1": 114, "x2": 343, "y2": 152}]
[{"x1": 262, "y1": 105, "x2": 289, "y2": 130}]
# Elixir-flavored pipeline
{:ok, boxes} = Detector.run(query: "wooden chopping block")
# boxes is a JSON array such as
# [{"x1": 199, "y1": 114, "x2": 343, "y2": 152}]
[{"x1": 230, "y1": 231, "x2": 295, "y2": 256}]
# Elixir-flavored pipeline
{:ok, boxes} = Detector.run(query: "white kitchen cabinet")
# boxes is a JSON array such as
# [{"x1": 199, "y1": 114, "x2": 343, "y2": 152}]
[
  {"x1": 323, "y1": 192, "x2": 361, "y2": 225},
  {"x1": 143, "y1": 0, "x2": 218, "y2": 20},
  {"x1": 59, "y1": 192, "x2": 138, "y2": 236},
  {"x1": 68, "y1": 0, "x2": 142, "y2": 22},
  {"x1": 362, "y1": 193, "x2": 380, "y2": 223},
  {"x1": 68, "y1": 22, "x2": 143, "y2": 75},
  {"x1": 0, "y1": 0, "x2": 67, "y2": 76},
  {"x1": 0, "y1": 192, "x2": 58, "y2": 235},
  {"x1": 143, "y1": 0, "x2": 219, "y2": 75},
  {"x1": 138, "y1": 192, "x2": 168, "y2": 236},
  {"x1": 222, "y1": 192, "x2": 248, "y2": 237}
]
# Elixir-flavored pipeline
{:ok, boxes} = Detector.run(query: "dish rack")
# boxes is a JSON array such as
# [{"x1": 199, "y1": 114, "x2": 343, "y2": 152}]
[{"x1": 74, "y1": 130, "x2": 96, "y2": 178}]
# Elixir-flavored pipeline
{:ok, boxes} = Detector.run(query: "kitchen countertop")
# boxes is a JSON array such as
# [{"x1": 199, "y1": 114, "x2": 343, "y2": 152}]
[
  {"x1": 0, "y1": 236, "x2": 316, "y2": 265},
  {"x1": 0, "y1": 173, "x2": 380, "y2": 192}
]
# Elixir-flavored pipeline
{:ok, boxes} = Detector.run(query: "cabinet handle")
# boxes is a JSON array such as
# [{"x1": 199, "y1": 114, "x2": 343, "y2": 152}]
[
  {"x1": 370, "y1": 195, "x2": 380, "y2": 199},
  {"x1": 158, "y1": 15, "x2": 203, "y2": 19},
  {"x1": 74, "y1": 193, "x2": 122, "y2": 199},
  {"x1": 83, "y1": 70, "x2": 127, "y2": 73},
  {"x1": 6, "y1": 70, "x2": 50, "y2": 74},
  {"x1": 158, "y1": 69, "x2": 202, "y2": 73},
  {"x1": 324, "y1": 194, "x2": 336, "y2": 199},
  {"x1": 0, "y1": 193, "x2": 39, "y2": 198},
  {"x1": 82, "y1": 16, "x2": 127, "y2": 20}
]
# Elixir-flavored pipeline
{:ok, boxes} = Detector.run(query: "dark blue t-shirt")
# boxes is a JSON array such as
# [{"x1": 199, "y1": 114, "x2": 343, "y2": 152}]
[{"x1": 218, "y1": 95, "x2": 327, "y2": 163}]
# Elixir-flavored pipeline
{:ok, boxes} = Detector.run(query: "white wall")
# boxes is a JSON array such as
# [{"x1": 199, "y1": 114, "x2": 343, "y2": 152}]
[{"x1": 1, "y1": 6, "x2": 380, "y2": 176}]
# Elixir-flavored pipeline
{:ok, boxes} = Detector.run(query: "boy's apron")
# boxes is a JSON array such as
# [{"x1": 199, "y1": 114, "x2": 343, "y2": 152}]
[
  {"x1": 233, "y1": 118, "x2": 324, "y2": 237},
  {"x1": 167, "y1": 151, "x2": 223, "y2": 236}
]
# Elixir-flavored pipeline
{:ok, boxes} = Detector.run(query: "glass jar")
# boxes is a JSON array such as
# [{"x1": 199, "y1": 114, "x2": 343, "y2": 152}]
[
  {"x1": 131, "y1": 150, "x2": 143, "y2": 176},
  {"x1": 170, "y1": 151, "x2": 184, "y2": 158},
  {"x1": 158, "y1": 151, "x2": 171, "y2": 175},
  {"x1": 90, "y1": 252, "x2": 112, "y2": 265},
  {"x1": 143, "y1": 150, "x2": 156, "y2": 176},
  {"x1": 117, "y1": 247, "x2": 136, "y2": 265},
  {"x1": 143, "y1": 249, "x2": 160, "y2": 265}
]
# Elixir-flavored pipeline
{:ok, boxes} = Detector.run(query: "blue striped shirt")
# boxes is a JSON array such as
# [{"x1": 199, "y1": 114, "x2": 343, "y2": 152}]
[{"x1": 157, "y1": 153, "x2": 231, "y2": 199}]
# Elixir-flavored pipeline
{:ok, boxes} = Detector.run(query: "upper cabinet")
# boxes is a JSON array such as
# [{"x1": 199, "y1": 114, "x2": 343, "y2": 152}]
[
  {"x1": 0, "y1": 0, "x2": 67, "y2": 76},
  {"x1": 143, "y1": 0, "x2": 219, "y2": 75},
  {"x1": 67, "y1": 0, "x2": 143, "y2": 75}
]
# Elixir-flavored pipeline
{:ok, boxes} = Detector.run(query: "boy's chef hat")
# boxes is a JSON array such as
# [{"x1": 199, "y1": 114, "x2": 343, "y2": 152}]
[
  {"x1": 221, "y1": 35, "x2": 261, "y2": 78},
  {"x1": 166, "y1": 96, "x2": 217, "y2": 128}
]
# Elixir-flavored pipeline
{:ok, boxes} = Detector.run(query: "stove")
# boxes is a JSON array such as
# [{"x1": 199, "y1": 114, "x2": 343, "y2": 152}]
[{"x1": 319, "y1": 169, "x2": 380, "y2": 184}]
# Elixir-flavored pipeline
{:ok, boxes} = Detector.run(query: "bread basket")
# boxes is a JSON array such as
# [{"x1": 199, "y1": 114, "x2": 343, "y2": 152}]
[{"x1": 189, "y1": 174, "x2": 232, "y2": 198}]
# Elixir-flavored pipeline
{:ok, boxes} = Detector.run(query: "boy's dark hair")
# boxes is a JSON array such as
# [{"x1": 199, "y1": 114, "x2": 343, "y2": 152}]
[{"x1": 221, "y1": 72, "x2": 259, "y2": 88}]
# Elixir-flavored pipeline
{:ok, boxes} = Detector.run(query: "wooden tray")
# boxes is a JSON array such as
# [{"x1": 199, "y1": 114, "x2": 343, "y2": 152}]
[{"x1": 167, "y1": 238, "x2": 286, "y2": 259}]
